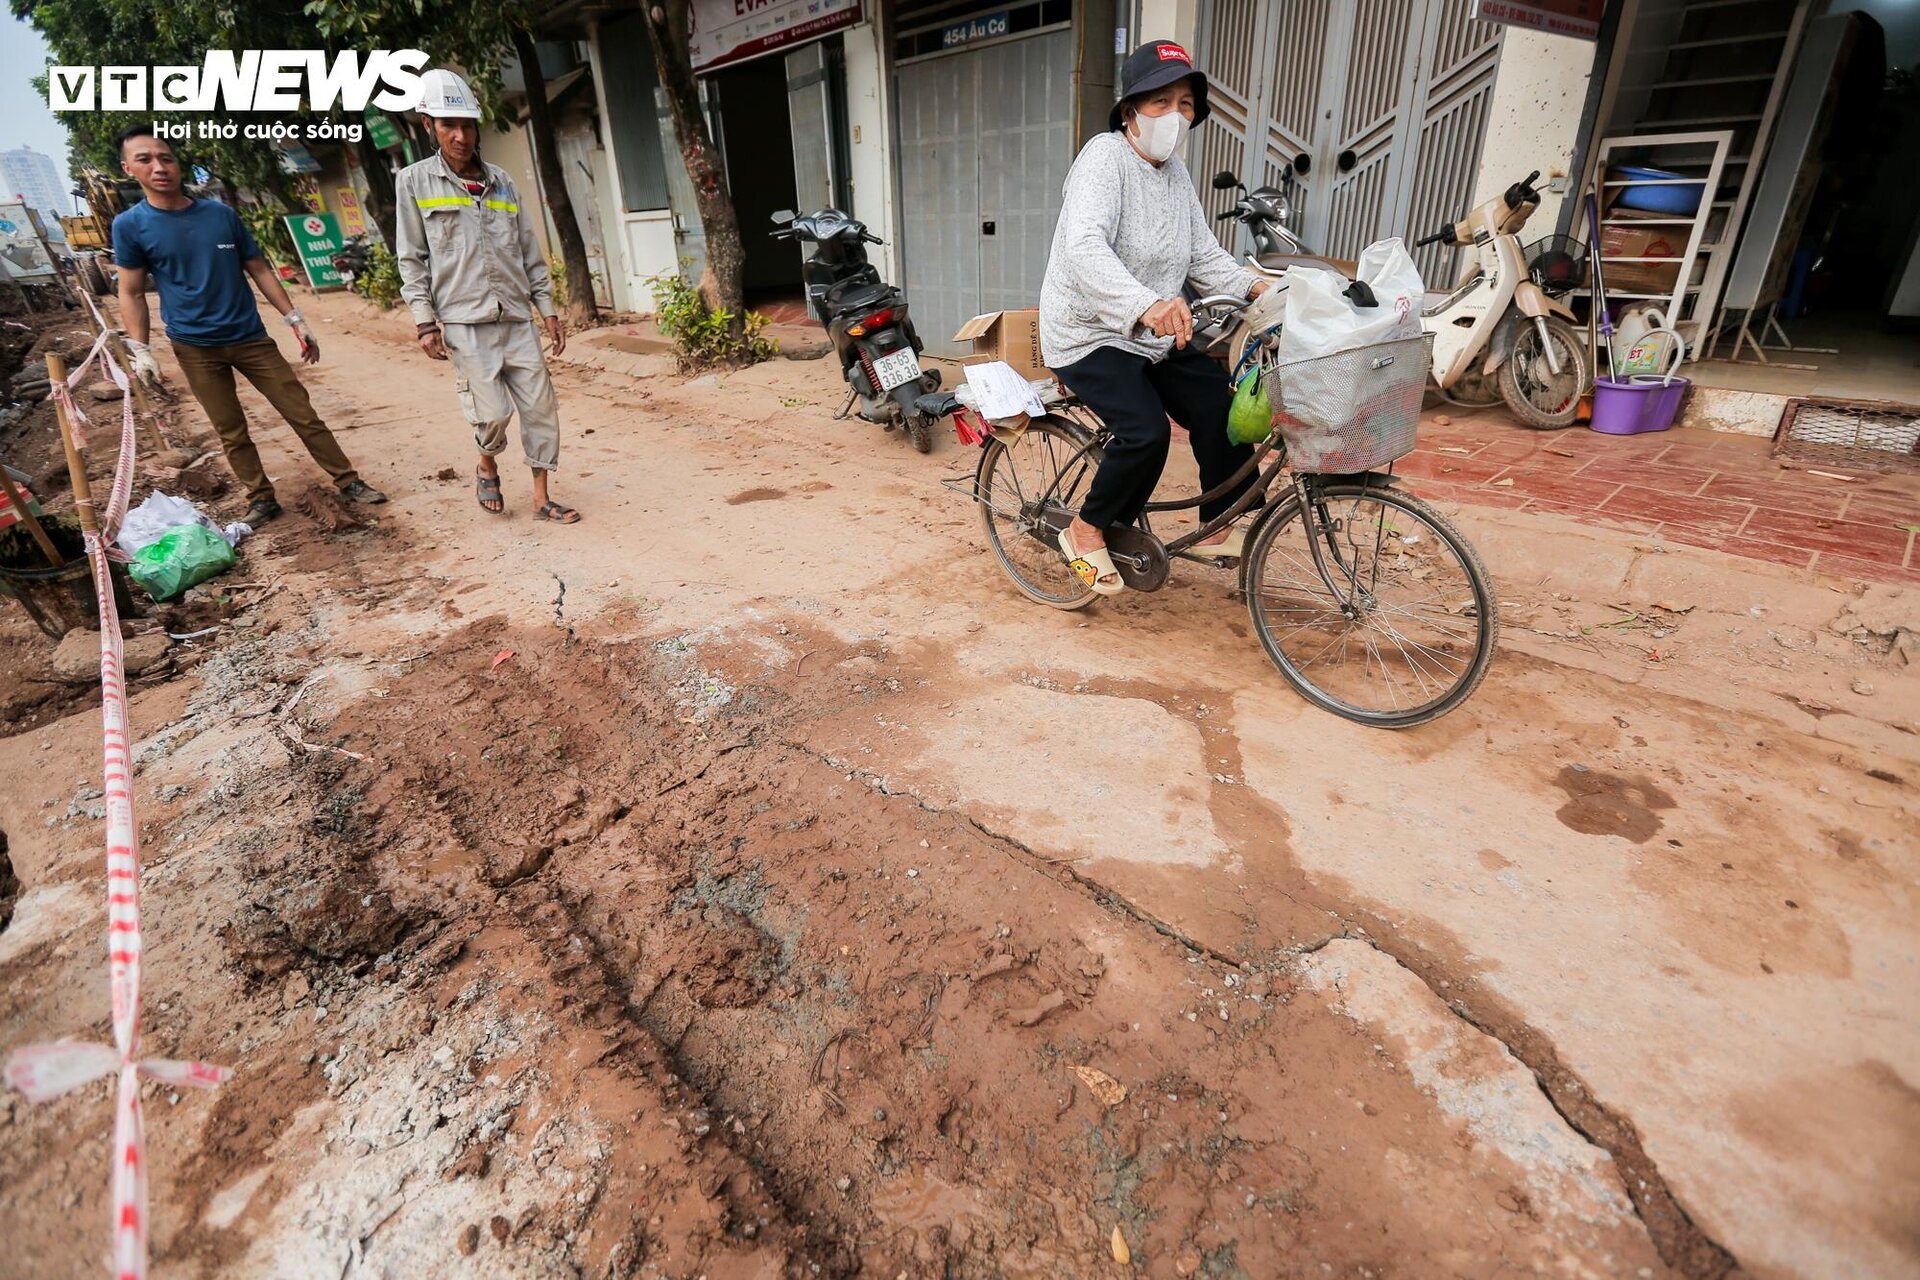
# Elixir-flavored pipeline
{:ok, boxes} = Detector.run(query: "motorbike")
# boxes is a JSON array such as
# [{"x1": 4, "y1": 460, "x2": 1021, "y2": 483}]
[
  {"x1": 1208, "y1": 170, "x2": 1356, "y2": 278},
  {"x1": 1213, "y1": 168, "x2": 1590, "y2": 430},
  {"x1": 1411, "y1": 170, "x2": 1590, "y2": 429},
  {"x1": 770, "y1": 208, "x2": 944, "y2": 453},
  {"x1": 330, "y1": 234, "x2": 373, "y2": 291}
]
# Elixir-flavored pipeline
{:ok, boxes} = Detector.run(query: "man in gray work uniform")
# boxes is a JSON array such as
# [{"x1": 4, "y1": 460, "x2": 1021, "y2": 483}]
[{"x1": 396, "y1": 68, "x2": 580, "y2": 523}]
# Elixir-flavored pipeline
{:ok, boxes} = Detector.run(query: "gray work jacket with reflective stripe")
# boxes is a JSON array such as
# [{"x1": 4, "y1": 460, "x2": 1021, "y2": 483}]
[{"x1": 395, "y1": 153, "x2": 555, "y2": 329}]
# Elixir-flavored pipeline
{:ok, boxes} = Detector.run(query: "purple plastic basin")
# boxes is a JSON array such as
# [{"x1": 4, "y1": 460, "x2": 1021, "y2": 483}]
[{"x1": 1590, "y1": 376, "x2": 1689, "y2": 435}]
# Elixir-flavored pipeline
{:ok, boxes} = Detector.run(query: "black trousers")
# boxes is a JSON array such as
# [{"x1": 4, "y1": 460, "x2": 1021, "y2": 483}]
[{"x1": 1053, "y1": 343, "x2": 1255, "y2": 530}]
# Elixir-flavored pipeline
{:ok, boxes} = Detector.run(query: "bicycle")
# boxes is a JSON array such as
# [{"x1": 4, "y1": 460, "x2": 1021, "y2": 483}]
[{"x1": 950, "y1": 296, "x2": 1498, "y2": 729}]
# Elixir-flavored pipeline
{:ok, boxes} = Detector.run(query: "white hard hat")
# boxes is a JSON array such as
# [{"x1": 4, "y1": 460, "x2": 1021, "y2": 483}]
[{"x1": 416, "y1": 69, "x2": 482, "y2": 119}]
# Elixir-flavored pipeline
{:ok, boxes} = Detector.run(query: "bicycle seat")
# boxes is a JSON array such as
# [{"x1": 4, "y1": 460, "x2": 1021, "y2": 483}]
[{"x1": 915, "y1": 390, "x2": 959, "y2": 417}]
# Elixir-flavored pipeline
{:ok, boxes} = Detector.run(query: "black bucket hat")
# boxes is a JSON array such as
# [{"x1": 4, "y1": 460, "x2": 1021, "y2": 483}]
[{"x1": 1109, "y1": 40, "x2": 1211, "y2": 132}]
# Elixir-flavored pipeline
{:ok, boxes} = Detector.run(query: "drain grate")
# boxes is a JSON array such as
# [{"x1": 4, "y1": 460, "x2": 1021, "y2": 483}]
[{"x1": 1774, "y1": 397, "x2": 1920, "y2": 474}]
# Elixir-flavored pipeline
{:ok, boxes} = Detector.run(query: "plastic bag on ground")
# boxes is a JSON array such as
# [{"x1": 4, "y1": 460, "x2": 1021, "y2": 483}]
[
  {"x1": 127, "y1": 523, "x2": 236, "y2": 602},
  {"x1": 116, "y1": 492, "x2": 217, "y2": 555},
  {"x1": 1273, "y1": 237, "x2": 1425, "y2": 367}
]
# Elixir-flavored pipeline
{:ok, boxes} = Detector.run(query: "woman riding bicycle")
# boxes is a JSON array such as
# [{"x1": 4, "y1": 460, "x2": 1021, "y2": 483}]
[{"x1": 1039, "y1": 40, "x2": 1270, "y2": 595}]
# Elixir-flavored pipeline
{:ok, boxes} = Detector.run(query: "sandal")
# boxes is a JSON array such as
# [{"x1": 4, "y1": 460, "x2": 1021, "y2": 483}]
[
  {"x1": 476, "y1": 469, "x2": 504, "y2": 514},
  {"x1": 535, "y1": 500, "x2": 581, "y2": 524},
  {"x1": 1059, "y1": 526, "x2": 1123, "y2": 595},
  {"x1": 1186, "y1": 526, "x2": 1248, "y2": 558}
]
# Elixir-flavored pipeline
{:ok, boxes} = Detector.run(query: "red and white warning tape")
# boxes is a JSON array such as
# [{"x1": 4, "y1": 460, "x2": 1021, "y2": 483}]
[{"x1": 4, "y1": 323, "x2": 230, "y2": 1279}]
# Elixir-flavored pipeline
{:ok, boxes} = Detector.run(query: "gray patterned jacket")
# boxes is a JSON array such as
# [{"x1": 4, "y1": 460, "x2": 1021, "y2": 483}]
[{"x1": 1039, "y1": 131, "x2": 1256, "y2": 369}]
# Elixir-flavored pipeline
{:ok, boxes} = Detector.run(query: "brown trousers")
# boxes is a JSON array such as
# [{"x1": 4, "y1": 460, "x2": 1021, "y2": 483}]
[{"x1": 171, "y1": 337, "x2": 358, "y2": 502}]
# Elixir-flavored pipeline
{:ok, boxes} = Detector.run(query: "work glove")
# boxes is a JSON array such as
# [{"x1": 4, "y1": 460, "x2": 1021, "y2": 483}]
[
  {"x1": 284, "y1": 309, "x2": 320, "y2": 365},
  {"x1": 123, "y1": 337, "x2": 162, "y2": 387}
]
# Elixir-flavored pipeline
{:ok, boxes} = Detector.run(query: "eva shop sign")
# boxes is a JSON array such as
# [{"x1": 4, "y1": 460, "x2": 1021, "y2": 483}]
[
  {"x1": 47, "y1": 50, "x2": 431, "y2": 112},
  {"x1": 688, "y1": 0, "x2": 863, "y2": 74}
]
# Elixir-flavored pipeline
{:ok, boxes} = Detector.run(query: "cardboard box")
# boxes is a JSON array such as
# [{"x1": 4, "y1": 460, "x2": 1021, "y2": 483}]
[
  {"x1": 952, "y1": 309, "x2": 1052, "y2": 383},
  {"x1": 1598, "y1": 215, "x2": 1683, "y2": 295}
]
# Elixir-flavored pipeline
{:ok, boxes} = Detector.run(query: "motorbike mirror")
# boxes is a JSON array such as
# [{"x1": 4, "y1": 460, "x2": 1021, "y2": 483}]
[
  {"x1": 771, "y1": 209, "x2": 796, "y2": 225},
  {"x1": 1211, "y1": 171, "x2": 1241, "y2": 191}
]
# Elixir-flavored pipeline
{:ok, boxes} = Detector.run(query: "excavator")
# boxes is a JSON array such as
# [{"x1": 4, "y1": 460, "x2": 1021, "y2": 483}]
[{"x1": 59, "y1": 168, "x2": 143, "y2": 296}]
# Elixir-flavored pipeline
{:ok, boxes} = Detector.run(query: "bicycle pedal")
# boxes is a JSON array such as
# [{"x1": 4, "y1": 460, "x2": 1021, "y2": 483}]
[{"x1": 1174, "y1": 552, "x2": 1240, "y2": 569}]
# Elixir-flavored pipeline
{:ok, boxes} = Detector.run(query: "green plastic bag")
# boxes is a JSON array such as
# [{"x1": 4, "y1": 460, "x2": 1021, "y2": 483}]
[
  {"x1": 127, "y1": 523, "x2": 236, "y2": 602},
  {"x1": 1227, "y1": 368, "x2": 1273, "y2": 446}
]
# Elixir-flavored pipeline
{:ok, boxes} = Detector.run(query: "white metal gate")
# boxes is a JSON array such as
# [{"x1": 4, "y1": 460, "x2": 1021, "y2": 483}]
[
  {"x1": 1196, "y1": 0, "x2": 1502, "y2": 282},
  {"x1": 894, "y1": 28, "x2": 1074, "y2": 356}
]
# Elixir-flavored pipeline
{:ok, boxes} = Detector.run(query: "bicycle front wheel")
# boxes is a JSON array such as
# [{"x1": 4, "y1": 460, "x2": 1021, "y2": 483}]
[
  {"x1": 1244, "y1": 483, "x2": 1497, "y2": 727},
  {"x1": 976, "y1": 415, "x2": 1102, "y2": 610}
]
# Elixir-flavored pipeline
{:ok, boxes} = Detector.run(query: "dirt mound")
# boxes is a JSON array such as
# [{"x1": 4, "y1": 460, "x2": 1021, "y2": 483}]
[{"x1": 293, "y1": 483, "x2": 366, "y2": 533}]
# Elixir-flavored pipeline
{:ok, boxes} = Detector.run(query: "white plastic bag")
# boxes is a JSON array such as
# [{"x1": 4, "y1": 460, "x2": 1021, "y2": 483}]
[
  {"x1": 1274, "y1": 237, "x2": 1425, "y2": 366},
  {"x1": 1270, "y1": 237, "x2": 1426, "y2": 442},
  {"x1": 1353, "y1": 238, "x2": 1427, "y2": 330},
  {"x1": 116, "y1": 492, "x2": 217, "y2": 555}
]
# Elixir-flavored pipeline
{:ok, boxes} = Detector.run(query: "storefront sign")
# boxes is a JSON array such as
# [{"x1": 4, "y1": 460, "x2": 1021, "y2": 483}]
[
  {"x1": 1470, "y1": 0, "x2": 1604, "y2": 41},
  {"x1": 335, "y1": 187, "x2": 367, "y2": 237},
  {"x1": 276, "y1": 140, "x2": 322, "y2": 174},
  {"x1": 365, "y1": 109, "x2": 402, "y2": 150},
  {"x1": 688, "y1": 0, "x2": 863, "y2": 73},
  {"x1": 0, "y1": 202, "x2": 58, "y2": 279},
  {"x1": 942, "y1": 11, "x2": 1009, "y2": 48},
  {"x1": 283, "y1": 211, "x2": 345, "y2": 288}
]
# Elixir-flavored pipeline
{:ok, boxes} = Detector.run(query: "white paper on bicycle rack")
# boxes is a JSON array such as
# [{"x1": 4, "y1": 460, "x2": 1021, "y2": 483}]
[{"x1": 963, "y1": 360, "x2": 1046, "y2": 422}]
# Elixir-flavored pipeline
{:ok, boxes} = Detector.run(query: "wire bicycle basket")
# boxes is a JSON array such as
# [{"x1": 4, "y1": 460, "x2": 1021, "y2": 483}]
[
  {"x1": 1259, "y1": 333, "x2": 1433, "y2": 474},
  {"x1": 1522, "y1": 234, "x2": 1589, "y2": 297}
]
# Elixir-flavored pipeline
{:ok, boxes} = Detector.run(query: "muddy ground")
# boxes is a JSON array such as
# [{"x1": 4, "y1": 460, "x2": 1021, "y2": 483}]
[{"x1": 1, "y1": 292, "x2": 1915, "y2": 1278}]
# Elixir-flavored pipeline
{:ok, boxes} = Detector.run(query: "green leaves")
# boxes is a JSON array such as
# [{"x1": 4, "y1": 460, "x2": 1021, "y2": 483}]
[{"x1": 648, "y1": 270, "x2": 777, "y2": 371}]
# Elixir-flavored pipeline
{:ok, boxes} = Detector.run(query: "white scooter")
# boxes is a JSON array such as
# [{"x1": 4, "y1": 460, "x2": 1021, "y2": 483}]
[{"x1": 1411, "y1": 170, "x2": 1590, "y2": 429}]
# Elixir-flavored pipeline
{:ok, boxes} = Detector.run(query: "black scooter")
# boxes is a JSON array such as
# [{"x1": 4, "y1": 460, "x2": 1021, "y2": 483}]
[
  {"x1": 1208, "y1": 171, "x2": 1355, "y2": 276},
  {"x1": 330, "y1": 234, "x2": 373, "y2": 290},
  {"x1": 770, "y1": 208, "x2": 944, "y2": 453}
]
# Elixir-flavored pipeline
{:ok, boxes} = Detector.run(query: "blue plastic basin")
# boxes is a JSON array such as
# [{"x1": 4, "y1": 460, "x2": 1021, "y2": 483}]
[{"x1": 1613, "y1": 165, "x2": 1704, "y2": 216}]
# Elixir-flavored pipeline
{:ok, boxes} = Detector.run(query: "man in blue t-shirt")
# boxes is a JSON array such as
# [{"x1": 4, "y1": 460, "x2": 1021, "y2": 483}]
[{"x1": 112, "y1": 124, "x2": 385, "y2": 524}]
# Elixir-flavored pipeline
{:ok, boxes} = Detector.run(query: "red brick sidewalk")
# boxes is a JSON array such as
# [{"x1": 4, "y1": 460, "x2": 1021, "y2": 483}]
[{"x1": 1399, "y1": 413, "x2": 1920, "y2": 586}]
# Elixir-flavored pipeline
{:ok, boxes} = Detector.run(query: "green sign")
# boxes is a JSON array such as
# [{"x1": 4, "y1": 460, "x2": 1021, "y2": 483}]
[
  {"x1": 365, "y1": 109, "x2": 402, "y2": 150},
  {"x1": 284, "y1": 211, "x2": 345, "y2": 289}
]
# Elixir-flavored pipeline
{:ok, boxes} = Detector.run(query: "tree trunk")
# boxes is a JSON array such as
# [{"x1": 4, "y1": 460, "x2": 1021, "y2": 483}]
[
  {"x1": 513, "y1": 25, "x2": 598, "y2": 328},
  {"x1": 645, "y1": 0, "x2": 746, "y2": 333},
  {"x1": 354, "y1": 133, "x2": 399, "y2": 251}
]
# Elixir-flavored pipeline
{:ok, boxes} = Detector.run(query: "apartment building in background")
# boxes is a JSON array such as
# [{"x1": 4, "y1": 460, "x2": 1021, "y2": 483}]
[{"x1": 0, "y1": 147, "x2": 73, "y2": 222}]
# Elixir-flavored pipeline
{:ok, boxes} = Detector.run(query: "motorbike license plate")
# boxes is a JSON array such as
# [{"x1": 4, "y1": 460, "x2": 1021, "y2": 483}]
[{"x1": 871, "y1": 347, "x2": 922, "y2": 391}]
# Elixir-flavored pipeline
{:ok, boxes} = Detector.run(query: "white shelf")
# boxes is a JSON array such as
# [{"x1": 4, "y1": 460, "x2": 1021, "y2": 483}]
[{"x1": 1585, "y1": 129, "x2": 1735, "y2": 350}]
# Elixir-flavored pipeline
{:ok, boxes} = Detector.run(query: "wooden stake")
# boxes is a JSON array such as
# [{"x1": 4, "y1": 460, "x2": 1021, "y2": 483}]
[
  {"x1": 102, "y1": 329, "x2": 171, "y2": 453},
  {"x1": 0, "y1": 462, "x2": 62, "y2": 566},
  {"x1": 47, "y1": 354, "x2": 100, "y2": 539}
]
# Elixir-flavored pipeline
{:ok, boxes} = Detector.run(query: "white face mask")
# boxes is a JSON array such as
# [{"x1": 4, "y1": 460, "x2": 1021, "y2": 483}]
[{"x1": 1129, "y1": 108, "x2": 1190, "y2": 163}]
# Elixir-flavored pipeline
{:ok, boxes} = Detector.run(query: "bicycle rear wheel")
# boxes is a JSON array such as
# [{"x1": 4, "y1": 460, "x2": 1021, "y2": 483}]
[
  {"x1": 975, "y1": 416, "x2": 1101, "y2": 610},
  {"x1": 1243, "y1": 483, "x2": 1497, "y2": 726}
]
